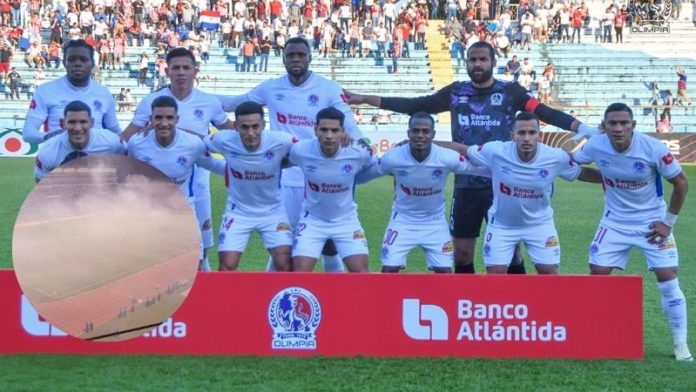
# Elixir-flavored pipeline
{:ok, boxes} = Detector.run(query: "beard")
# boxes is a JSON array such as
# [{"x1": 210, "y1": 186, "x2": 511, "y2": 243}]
[{"x1": 467, "y1": 67, "x2": 494, "y2": 85}]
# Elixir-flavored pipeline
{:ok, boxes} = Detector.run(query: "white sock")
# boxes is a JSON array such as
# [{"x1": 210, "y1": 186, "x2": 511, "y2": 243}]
[
  {"x1": 199, "y1": 257, "x2": 211, "y2": 272},
  {"x1": 658, "y1": 278, "x2": 688, "y2": 346},
  {"x1": 321, "y1": 254, "x2": 345, "y2": 273},
  {"x1": 265, "y1": 256, "x2": 277, "y2": 272}
]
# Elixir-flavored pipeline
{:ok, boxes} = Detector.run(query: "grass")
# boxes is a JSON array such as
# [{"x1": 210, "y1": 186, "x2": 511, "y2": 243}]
[{"x1": 1, "y1": 157, "x2": 695, "y2": 391}]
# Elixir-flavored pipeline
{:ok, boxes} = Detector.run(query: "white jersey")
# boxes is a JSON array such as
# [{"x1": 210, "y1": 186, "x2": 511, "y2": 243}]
[
  {"x1": 205, "y1": 130, "x2": 297, "y2": 216},
  {"x1": 468, "y1": 141, "x2": 581, "y2": 227},
  {"x1": 572, "y1": 132, "x2": 682, "y2": 228},
  {"x1": 289, "y1": 139, "x2": 375, "y2": 222},
  {"x1": 378, "y1": 144, "x2": 488, "y2": 222},
  {"x1": 132, "y1": 87, "x2": 229, "y2": 138},
  {"x1": 219, "y1": 72, "x2": 363, "y2": 187},
  {"x1": 127, "y1": 131, "x2": 225, "y2": 200},
  {"x1": 35, "y1": 128, "x2": 126, "y2": 180},
  {"x1": 23, "y1": 76, "x2": 121, "y2": 144}
]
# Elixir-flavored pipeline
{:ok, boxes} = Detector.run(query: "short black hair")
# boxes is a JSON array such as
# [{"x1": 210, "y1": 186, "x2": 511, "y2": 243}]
[
  {"x1": 284, "y1": 36, "x2": 311, "y2": 52},
  {"x1": 63, "y1": 39, "x2": 95, "y2": 65},
  {"x1": 316, "y1": 107, "x2": 345, "y2": 127},
  {"x1": 512, "y1": 111, "x2": 540, "y2": 129},
  {"x1": 151, "y1": 95, "x2": 178, "y2": 112},
  {"x1": 466, "y1": 41, "x2": 496, "y2": 62},
  {"x1": 408, "y1": 112, "x2": 435, "y2": 129},
  {"x1": 63, "y1": 100, "x2": 92, "y2": 117},
  {"x1": 166, "y1": 47, "x2": 196, "y2": 66},
  {"x1": 604, "y1": 102, "x2": 633, "y2": 119},
  {"x1": 235, "y1": 101, "x2": 264, "y2": 119}
]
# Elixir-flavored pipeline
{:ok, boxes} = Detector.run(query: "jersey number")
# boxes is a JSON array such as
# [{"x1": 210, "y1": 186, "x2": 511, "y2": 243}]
[{"x1": 383, "y1": 229, "x2": 399, "y2": 245}]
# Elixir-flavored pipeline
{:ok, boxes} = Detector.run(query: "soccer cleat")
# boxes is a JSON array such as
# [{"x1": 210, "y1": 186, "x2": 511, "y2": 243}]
[{"x1": 674, "y1": 344, "x2": 693, "y2": 361}]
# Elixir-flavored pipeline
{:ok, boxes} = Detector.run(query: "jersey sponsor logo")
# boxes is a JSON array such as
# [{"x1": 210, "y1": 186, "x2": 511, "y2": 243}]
[
  {"x1": 604, "y1": 178, "x2": 615, "y2": 188},
  {"x1": 93, "y1": 99, "x2": 103, "y2": 111},
  {"x1": 442, "y1": 241, "x2": 453, "y2": 253},
  {"x1": 661, "y1": 153, "x2": 674, "y2": 165},
  {"x1": 29, "y1": 99, "x2": 37, "y2": 109},
  {"x1": 400, "y1": 183, "x2": 412, "y2": 195},
  {"x1": 268, "y1": 287, "x2": 322, "y2": 350},
  {"x1": 545, "y1": 236, "x2": 559, "y2": 248},
  {"x1": 194, "y1": 109, "x2": 204, "y2": 119},
  {"x1": 307, "y1": 94, "x2": 319, "y2": 106},
  {"x1": 277, "y1": 112, "x2": 287, "y2": 124},
  {"x1": 176, "y1": 156, "x2": 188, "y2": 167},
  {"x1": 276, "y1": 222, "x2": 291, "y2": 232},
  {"x1": 353, "y1": 230, "x2": 365, "y2": 240},
  {"x1": 500, "y1": 182, "x2": 512, "y2": 195},
  {"x1": 432, "y1": 169, "x2": 444, "y2": 179},
  {"x1": 230, "y1": 167, "x2": 243, "y2": 179},
  {"x1": 632, "y1": 161, "x2": 647, "y2": 173},
  {"x1": 469, "y1": 114, "x2": 502, "y2": 127},
  {"x1": 538, "y1": 169, "x2": 549, "y2": 179},
  {"x1": 457, "y1": 114, "x2": 469, "y2": 126},
  {"x1": 490, "y1": 93, "x2": 503, "y2": 106},
  {"x1": 307, "y1": 180, "x2": 320, "y2": 192},
  {"x1": 342, "y1": 163, "x2": 353, "y2": 175}
]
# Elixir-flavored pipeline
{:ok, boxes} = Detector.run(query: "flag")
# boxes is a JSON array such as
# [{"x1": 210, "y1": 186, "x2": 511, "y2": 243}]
[{"x1": 199, "y1": 10, "x2": 220, "y2": 31}]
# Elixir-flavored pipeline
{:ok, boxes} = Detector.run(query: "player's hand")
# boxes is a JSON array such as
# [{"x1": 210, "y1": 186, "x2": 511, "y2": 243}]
[
  {"x1": 344, "y1": 90, "x2": 366, "y2": 105},
  {"x1": 646, "y1": 221, "x2": 671, "y2": 244},
  {"x1": 571, "y1": 123, "x2": 600, "y2": 142}
]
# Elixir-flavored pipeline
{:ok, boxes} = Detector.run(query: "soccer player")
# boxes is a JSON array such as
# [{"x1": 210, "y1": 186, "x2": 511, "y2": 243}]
[
  {"x1": 571, "y1": 102, "x2": 692, "y2": 361},
  {"x1": 217, "y1": 37, "x2": 363, "y2": 273},
  {"x1": 121, "y1": 47, "x2": 234, "y2": 272},
  {"x1": 23, "y1": 39, "x2": 120, "y2": 144},
  {"x1": 204, "y1": 102, "x2": 296, "y2": 272},
  {"x1": 127, "y1": 95, "x2": 226, "y2": 272},
  {"x1": 359, "y1": 112, "x2": 491, "y2": 273},
  {"x1": 445, "y1": 112, "x2": 601, "y2": 274},
  {"x1": 35, "y1": 100, "x2": 125, "y2": 182},
  {"x1": 346, "y1": 41, "x2": 598, "y2": 275},
  {"x1": 288, "y1": 107, "x2": 375, "y2": 273}
]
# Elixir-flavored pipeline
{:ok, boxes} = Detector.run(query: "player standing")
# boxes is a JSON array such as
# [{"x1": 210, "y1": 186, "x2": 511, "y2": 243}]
[
  {"x1": 447, "y1": 112, "x2": 600, "y2": 273},
  {"x1": 346, "y1": 41, "x2": 598, "y2": 275},
  {"x1": 359, "y1": 112, "x2": 491, "y2": 273},
  {"x1": 289, "y1": 107, "x2": 375, "y2": 273},
  {"x1": 121, "y1": 47, "x2": 234, "y2": 272},
  {"x1": 35, "y1": 100, "x2": 125, "y2": 182},
  {"x1": 127, "y1": 96, "x2": 226, "y2": 271},
  {"x1": 217, "y1": 37, "x2": 364, "y2": 273},
  {"x1": 204, "y1": 102, "x2": 296, "y2": 272},
  {"x1": 23, "y1": 40, "x2": 120, "y2": 144},
  {"x1": 571, "y1": 103, "x2": 691, "y2": 361}
]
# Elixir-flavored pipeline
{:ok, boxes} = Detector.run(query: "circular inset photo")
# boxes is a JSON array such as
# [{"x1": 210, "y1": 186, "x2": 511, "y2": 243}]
[{"x1": 13, "y1": 155, "x2": 200, "y2": 341}]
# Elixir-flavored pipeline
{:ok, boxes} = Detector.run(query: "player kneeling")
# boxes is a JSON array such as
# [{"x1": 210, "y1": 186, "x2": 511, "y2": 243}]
[
  {"x1": 204, "y1": 102, "x2": 296, "y2": 271},
  {"x1": 289, "y1": 107, "x2": 376, "y2": 272}
]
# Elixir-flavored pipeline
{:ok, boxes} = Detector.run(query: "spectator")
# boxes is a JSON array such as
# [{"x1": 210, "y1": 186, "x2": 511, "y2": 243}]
[
  {"x1": 0, "y1": 40, "x2": 12, "y2": 80},
  {"x1": 495, "y1": 31, "x2": 510, "y2": 59},
  {"x1": 138, "y1": 51, "x2": 149, "y2": 87},
  {"x1": 602, "y1": 6, "x2": 614, "y2": 43},
  {"x1": 538, "y1": 74, "x2": 552, "y2": 104},
  {"x1": 521, "y1": 57, "x2": 536, "y2": 81},
  {"x1": 389, "y1": 34, "x2": 400, "y2": 74},
  {"x1": 614, "y1": 8, "x2": 625, "y2": 43},
  {"x1": 675, "y1": 66, "x2": 693, "y2": 109},
  {"x1": 519, "y1": 12, "x2": 533, "y2": 50},
  {"x1": 6, "y1": 66, "x2": 21, "y2": 99},
  {"x1": 505, "y1": 55, "x2": 521, "y2": 82},
  {"x1": 571, "y1": 6, "x2": 583, "y2": 43},
  {"x1": 258, "y1": 37, "x2": 271, "y2": 72},
  {"x1": 240, "y1": 38, "x2": 257, "y2": 72},
  {"x1": 117, "y1": 87, "x2": 126, "y2": 112},
  {"x1": 354, "y1": 108, "x2": 364, "y2": 124},
  {"x1": 656, "y1": 113, "x2": 673, "y2": 133},
  {"x1": 24, "y1": 41, "x2": 42, "y2": 68},
  {"x1": 156, "y1": 58, "x2": 168, "y2": 89},
  {"x1": 663, "y1": 89, "x2": 673, "y2": 121}
]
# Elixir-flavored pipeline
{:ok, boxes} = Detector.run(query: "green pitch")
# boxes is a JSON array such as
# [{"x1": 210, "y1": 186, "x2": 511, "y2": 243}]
[{"x1": 1, "y1": 158, "x2": 694, "y2": 390}]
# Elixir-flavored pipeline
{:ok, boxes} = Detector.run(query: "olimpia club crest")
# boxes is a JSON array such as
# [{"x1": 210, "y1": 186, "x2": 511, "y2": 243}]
[
  {"x1": 0, "y1": 128, "x2": 39, "y2": 157},
  {"x1": 268, "y1": 287, "x2": 322, "y2": 350},
  {"x1": 628, "y1": 0, "x2": 672, "y2": 28}
]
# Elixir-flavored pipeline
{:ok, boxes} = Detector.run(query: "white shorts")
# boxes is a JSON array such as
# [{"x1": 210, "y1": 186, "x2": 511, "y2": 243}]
[
  {"x1": 193, "y1": 165, "x2": 213, "y2": 248},
  {"x1": 362, "y1": 40, "x2": 372, "y2": 50},
  {"x1": 282, "y1": 185, "x2": 304, "y2": 228},
  {"x1": 483, "y1": 222, "x2": 561, "y2": 266},
  {"x1": 217, "y1": 210, "x2": 293, "y2": 252},
  {"x1": 292, "y1": 215, "x2": 368, "y2": 259},
  {"x1": 381, "y1": 213, "x2": 453, "y2": 270},
  {"x1": 589, "y1": 221, "x2": 679, "y2": 270}
]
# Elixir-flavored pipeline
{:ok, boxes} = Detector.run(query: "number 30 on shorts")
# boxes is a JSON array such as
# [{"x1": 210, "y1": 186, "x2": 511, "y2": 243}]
[{"x1": 383, "y1": 229, "x2": 399, "y2": 245}]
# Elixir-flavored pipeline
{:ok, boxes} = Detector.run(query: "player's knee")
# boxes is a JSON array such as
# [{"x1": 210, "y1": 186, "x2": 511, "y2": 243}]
[
  {"x1": 534, "y1": 264, "x2": 558, "y2": 275},
  {"x1": 589, "y1": 264, "x2": 613, "y2": 275},
  {"x1": 486, "y1": 265, "x2": 508, "y2": 274},
  {"x1": 271, "y1": 247, "x2": 292, "y2": 271},
  {"x1": 381, "y1": 266, "x2": 401, "y2": 273}
]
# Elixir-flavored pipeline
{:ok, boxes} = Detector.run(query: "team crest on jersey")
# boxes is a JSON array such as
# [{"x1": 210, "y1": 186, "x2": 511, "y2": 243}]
[
  {"x1": 490, "y1": 93, "x2": 503, "y2": 106},
  {"x1": 599, "y1": 159, "x2": 611, "y2": 167},
  {"x1": 275, "y1": 93, "x2": 285, "y2": 101},
  {"x1": 395, "y1": 169, "x2": 409, "y2": 177},
  {"x1": 268, "y1": 287, "x2": 322, "y2": 350},
  {"x1": 501, "y1": 166, "x2": 512, "y2": 174},
  {"x1": 176, "y1": 156, "x2": 188, "y2": 167},
  {"x1": 307, "y1": 94, "x2": 319, "y2": 107},
  {"x1": 633, "y1": 161, "x2": 647, "y2": 173},
  {"x1": 538, "y1": 168, "x2": 549, "y2": 179},
  {"x1": 353, "y1": 230, "x2": 366, "y2": 240},
  {"x1": 276, "y1": 222, "x2": 291, "y2": 232},
  {"x1": 93, "y1": 100, "x2": 103, "y2": 111},
  {"x1": 265, "y1": 150, "x2": 275, "y2": 160},
  {"x1": 545, "y1": 236, "x2": 559, "y2": 248},
  {"x1": 442, "y1": 241, "x2": 454, "y2": 253},
  {"x1": 306, "y1": 164, "x2": 317, "y2": 173},
  {"x1": 432, "y1": 169, "x2": 444, "y2": 179},
  {"x1": 342, "y1": 163, "x2": 353, "y2": 175},
  {"x1": 194, "y1": 109, "x2": 204, "y2": 119}
]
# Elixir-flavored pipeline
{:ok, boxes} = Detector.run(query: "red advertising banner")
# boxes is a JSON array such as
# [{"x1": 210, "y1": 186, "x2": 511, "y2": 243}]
[{"x1": 0, "y1": 270, "x2": 643, "y2": 359}]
